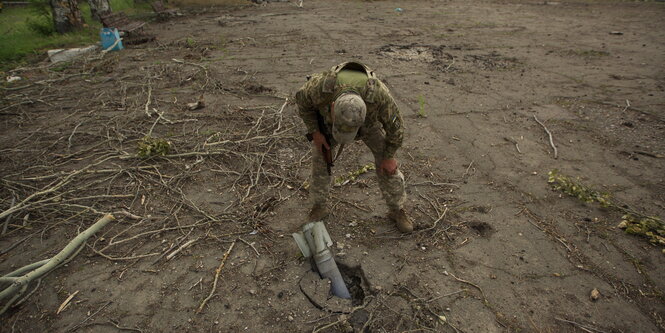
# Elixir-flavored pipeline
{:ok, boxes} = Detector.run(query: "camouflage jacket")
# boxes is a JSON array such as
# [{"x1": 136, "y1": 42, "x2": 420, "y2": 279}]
[{"x1": 294, "y1": 62, "x2": 404, "y2": 159}]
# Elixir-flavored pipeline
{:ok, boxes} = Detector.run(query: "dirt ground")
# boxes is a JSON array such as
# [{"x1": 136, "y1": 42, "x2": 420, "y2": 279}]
[{"x1": 1, "y1": 0, "x2": 664, "y2": 332}]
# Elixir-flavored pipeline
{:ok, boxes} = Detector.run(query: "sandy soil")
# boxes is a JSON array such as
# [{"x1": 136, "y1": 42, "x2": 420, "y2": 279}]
[{"x1": 1, "y1": 0, "x2": 664, "y2": 332}]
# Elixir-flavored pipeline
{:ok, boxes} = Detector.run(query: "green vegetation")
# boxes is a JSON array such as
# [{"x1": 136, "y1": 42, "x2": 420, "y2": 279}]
[
  {"x1": 0, "y1": 0, "x2": 148, "y2": 70},
  {"x1": 138, "y1": 136, "x2": 171, "y2": 157},
  {"x1": 548, "y1": 170, "x2": 664, "y2": 247},
  {"x1": 548, "y1": 170, "x2": 611, "y2": 207},
  {"x1": 417, "y1": 95, "x2": 427, "y2": 118},
  {"x1": 565, "y1": 49, "x2": 610, "y2": 58},
  {"x1": 185, "y1": 37, "x2": 197, "y2": 48},
  {"x1": 335, "y1": 163, "x2": 375, "y2": 186}
]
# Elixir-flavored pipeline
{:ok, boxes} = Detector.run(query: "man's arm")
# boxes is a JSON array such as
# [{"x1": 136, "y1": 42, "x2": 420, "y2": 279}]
[
  {"x1": 295, "y1": 73, "x2": 326, "y2": 134},
  {"x1": 375, "y1": 81, "x2": 404, "y2": 160}
]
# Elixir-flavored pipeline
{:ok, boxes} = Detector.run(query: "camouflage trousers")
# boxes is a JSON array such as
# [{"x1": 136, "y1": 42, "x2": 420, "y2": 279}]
[{"x1": 310, "y1": 123, "x2": 406, "y2": 211}]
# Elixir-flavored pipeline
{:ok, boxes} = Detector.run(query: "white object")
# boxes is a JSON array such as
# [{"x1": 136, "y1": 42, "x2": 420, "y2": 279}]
[{"x1": 47, "y1": 45, "x2": 99, "y2": 64}]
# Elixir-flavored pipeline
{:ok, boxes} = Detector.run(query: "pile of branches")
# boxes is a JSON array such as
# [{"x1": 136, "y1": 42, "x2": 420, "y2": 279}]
[{"x1": 0, "y1": 48, "x2": 309, "y2": 312}]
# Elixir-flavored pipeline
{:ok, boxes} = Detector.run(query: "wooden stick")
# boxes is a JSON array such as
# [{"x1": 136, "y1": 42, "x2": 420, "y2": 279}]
[
  {"x1": 419, "y1": 207, "x2": 448, "y2": 233},
  {"x1": 66, "y1": 301, "x2": 112, "y2": 332},
  {"x1": 554, "y1": 317, "x2": 607, "y2": 333},
  {"x1": 533, "y1": 115, "x2": 558, "y2": 159},
  {"x1": 238, "y1": 237, "x2": 260, "y2": 257},
  {"x1": 166, "y1": 238, "x2": 198, "y2": 261},
  {"x1": 57, "y1": 290, "x2": 79, "y2": 314},
  {"x1": 450, "y1": 273, "x2": 486, "y2": 300},
  {"x1": 1, "y1": 197, "x2": 16, "y2": 235},
  {"x1": 197, "y1": 239, "x2": 236, "y2": 314}
]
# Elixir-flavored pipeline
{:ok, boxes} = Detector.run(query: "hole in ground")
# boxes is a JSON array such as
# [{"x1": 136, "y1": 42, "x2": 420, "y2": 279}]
[
  {"x1": 337, "y1": 262, "x2": 368, "y2": 306},
  {"x1": 299, "y1": 260, "x2": 370, "y2": 312},
  {"x1": 467, "y1": 221, "x2": 494, "y2": 238}
]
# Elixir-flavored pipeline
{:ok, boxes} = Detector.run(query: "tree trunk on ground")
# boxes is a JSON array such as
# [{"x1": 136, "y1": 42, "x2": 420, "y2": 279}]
[
  {"x1": 50, "y1": 0, "x2": 85, "y2": 34},
  {"x1": 88, "y1": 0, "x2": 112, "y2": 21}
]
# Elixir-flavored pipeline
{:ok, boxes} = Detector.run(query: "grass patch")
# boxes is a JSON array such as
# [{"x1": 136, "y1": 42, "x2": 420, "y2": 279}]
[
  {"x1": 548, "y1": 170, "x2": 664, "y2": 248},
  {"x1": 0, "y1": 0, "x2": 149, "y2": 70},
  {"x1": 334, "y1": 163, "x2": 375, "y2": 186},
  {"x1": 138, "y1": 136, "x2": 171, "y2": 157},
  {"x1": 564, "y1": 49, "x2": 610, "y2": 58},
  {"x1": 417, "y1": 95, "x2": 427, "y2": 118}
]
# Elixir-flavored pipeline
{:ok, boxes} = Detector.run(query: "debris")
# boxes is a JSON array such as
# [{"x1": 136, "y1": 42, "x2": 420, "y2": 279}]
[
  {"x1": 187, "y1": 95, "x2": 205, "y2": 110},
  {"x1": 1, "y1": 215, "x2": 115, "y2": 315},
  {"x1": 609, "y1": 31, "x2": 624, "y2": 35},
  {"x1": 299, "y1": 270, "x2": 353, "y2": 313},
  {"x1": 334, "y1": 163, "x2": 375, "y2": 186},
  {"x1": 100, "y1": 11, "x2": 149, "y2": 44},
  {"x1": 590, "y1": 288, "x2": 600, "y2": 301},
  {"x1": 151, "y1": 0, "x2": 182, "y2": 19},
  {"x1": 395, "y1": 7, "x2": 403, "y2": 13},
  {"x1": 6, "y1": 76, "x2": 21, "y2": 83},
  {"x1": 56, "y1": 290, "x2": 79, "y2": 314},
  {"x1": 138, "y1": 136, "x2": 171, "y2": 157},
  {"x1": 100, "y1": 28, "x2": 123, "y2": 52},
  {"x1": 47, "y1": 45, "x2": 99, "y2": 64},
  {"x1": 533, "y1": 115, "x2": 558, "y2": 159},
  {"x1": 197, "y1": 240, "x2": 236, "y2": 314},
  {"x1": 293, "y1": 222, "x2": 351, "y2": 299}
]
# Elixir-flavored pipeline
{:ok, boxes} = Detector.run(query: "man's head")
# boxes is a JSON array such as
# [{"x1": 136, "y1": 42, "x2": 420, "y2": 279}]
[{"x1": 331, "y1": 92, "x2": 366, "y2": 144}]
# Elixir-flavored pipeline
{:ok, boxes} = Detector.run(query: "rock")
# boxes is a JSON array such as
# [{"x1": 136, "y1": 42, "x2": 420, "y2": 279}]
[
  {"x1": 617, "y1": 220, "x2": 628, "y2": 229},
  {"x1": 590, "y1": 288, "x2": 600, "y2": 301}
]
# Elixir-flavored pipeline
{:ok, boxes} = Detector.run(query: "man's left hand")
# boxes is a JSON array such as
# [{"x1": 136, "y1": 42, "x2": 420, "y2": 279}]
[{"x1": 379, "y1": 158, "x2": 398, "y2": 176}]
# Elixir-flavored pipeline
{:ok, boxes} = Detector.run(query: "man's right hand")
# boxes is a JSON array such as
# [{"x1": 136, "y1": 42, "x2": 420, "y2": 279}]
[{"x1": 311, "y1": 131, "x2": 330, "y2": 154}]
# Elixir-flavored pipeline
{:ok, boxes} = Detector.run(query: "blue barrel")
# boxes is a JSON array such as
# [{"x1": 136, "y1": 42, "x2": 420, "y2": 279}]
[{"x1": 100, "y1": 28, "x2": 123, "y2": 51}]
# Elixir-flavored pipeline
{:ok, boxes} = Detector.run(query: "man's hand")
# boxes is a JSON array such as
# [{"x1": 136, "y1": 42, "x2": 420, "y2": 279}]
[
  {"x1": 378, "y1": 158, "x2": 398, "y2": 176},
  {"x1": 311, "y1": 131, "x2": 330, "y2": 154}
]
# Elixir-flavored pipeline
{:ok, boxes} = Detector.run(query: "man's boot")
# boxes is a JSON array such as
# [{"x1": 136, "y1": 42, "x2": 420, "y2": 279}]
[
  {"x1": 308, "y1": 203, "x2": 329, "y2": 222},
  {"x1": 389, "y1": 208, "x2": 413, "y2": 233}
]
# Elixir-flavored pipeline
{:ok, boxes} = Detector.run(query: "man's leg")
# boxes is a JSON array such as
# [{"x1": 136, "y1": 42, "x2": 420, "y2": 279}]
[
  {"x1": 308, "y1": 143, "x2": 332, "y2": 221},
  {"x1": 361, "y1": 125, "x2": 412, "y2": 232}
]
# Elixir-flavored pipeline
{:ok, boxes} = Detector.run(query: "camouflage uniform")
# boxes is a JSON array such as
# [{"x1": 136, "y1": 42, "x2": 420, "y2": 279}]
[{"x1": 295, "y1": 62, "x2": 406, "y2": 211}]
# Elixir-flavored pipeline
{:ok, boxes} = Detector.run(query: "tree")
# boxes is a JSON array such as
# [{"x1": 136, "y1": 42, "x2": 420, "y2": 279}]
[
  {"x1": 49, "y1": 0, "x2": 85, "y2": 34},
  {"x1": 87, "y1": 0, "x2": 111, "y2": 21}
]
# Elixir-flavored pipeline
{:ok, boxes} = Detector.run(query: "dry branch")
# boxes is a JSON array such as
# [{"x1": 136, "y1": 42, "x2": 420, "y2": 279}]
[
  {"x1": 197, "y1": 239, "x2": 236, "y2": 314},
  {"x1": 0, "y1": 214, "x2": 115, "y2": 314},
  {"x1": 555, "y1": 317, "x2": 607, "y2": 333},
  {"x1": 533, "y1": 115, "x2": 558, "y2": 159}
]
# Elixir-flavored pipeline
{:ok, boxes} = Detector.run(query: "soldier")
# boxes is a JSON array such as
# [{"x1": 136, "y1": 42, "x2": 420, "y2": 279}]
[{"x1": 295, "y1": 61, "x2": 413, "y2": 233}]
